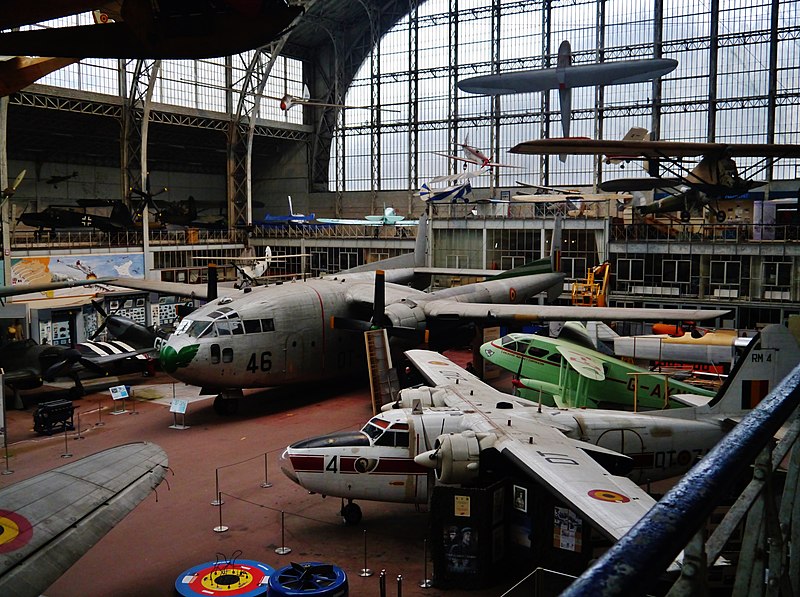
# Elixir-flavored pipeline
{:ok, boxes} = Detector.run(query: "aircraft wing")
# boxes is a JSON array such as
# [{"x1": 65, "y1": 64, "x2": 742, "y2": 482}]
[
  {"x1": 0, "y1": 277, "x2": 116, "y2": 299},
  {"x1": 102, "y1": 278, "x2": 236, "y2": 301},
  {"x1": 422, "y1": 300, "x2": 728, "y2": 323},
  {"x1": 600, "y1": 178, "x2": 685, "y2": 192},
  {"x1": 0, "y1": 442, "x2": 168, "y2": 596},
  {"x1": 511, "y1": 138, "x2": 800, "y2": 159},
  {"x1": 556, "y1": 346, "x2": 606, "y2": 380},
  {"x1": 405, "y1": 350, "x2": 657, "y2": 542}
]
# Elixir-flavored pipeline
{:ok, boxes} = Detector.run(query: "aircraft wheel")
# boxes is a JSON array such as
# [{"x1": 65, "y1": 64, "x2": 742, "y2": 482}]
[
  {"x1": 268, "y1": 561, "x2": 348, "y2": 597},
  {"x1": 341, "y1": 501, "x2": 362, "y2": 526},
  {"x1": 680, "y1": 210, "x2": 691, "y2": 222},
  {"x1": 213, "y1": 395, "x2": 239, "y2": 416},
  {"x1": 715, "y1": 210, "x2": 726, "y2": 223},
  {"x1": 68, "y1": 386, "x2": 85, "y2": 400}
]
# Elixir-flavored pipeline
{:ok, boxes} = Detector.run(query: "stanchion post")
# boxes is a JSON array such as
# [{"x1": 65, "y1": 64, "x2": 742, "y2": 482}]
[
  {"x1": 275, "y1": 510, "x2": 292, "y2": 555},
  {"x1": 211, "y1": 468, "x2": 224, "y2": 506},
  {"x1": 213, "y1": 492, "x2": 228, "y2": 532},
  {"x1": 74, "y1": 410, "x2": 84, "y2": 440},
  {"x1": 397, "y1": 574, "x2": 403, "y2": 597},
  {"x1": 379, "y1": 569, "x2": 386, "y2": 597},
  {"x1": 96, "y1": 396, "x2": 105, "y2": 426},
  {"x1": 260, "y1": 452, "x2": 272, "y2": 488},
  {"x1": 419, "y1": 538, "x2": 432, "y2": 588},
  {"x1": 60, "y1": 423, "x2": 72, "y2": 458},
  {"x1": 359, "y1": 529, "x2": 373, "y2": 577}
]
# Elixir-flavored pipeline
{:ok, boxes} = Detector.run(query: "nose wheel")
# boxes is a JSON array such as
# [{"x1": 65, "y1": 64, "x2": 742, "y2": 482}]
[{"x1": 340, "y1": 499, "x2": 362, "y2": 525}]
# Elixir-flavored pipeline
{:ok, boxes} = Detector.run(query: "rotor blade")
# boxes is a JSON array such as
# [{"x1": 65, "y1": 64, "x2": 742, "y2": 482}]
[
  {"x1": 330, "y1": 317, "x2": 373, "y2": 333},
  {"x1": 372, "y1": 269, "x2": 386, "y2": 324}
]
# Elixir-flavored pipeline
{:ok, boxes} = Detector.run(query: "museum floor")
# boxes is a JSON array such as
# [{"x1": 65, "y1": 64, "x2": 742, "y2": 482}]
[{"x1": 2, "y1": 351, "x2": 533, "y2": 597}]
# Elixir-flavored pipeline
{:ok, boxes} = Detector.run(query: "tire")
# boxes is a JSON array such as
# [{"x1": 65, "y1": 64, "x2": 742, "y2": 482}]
[
  {"x1": 340, "y1": 502, "x2": 362, "y2": 526},
  {"x1": 267, "y1": 561, "x2": 348, "y2": 596}
]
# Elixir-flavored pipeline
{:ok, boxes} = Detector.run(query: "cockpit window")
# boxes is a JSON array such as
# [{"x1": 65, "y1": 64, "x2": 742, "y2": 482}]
[
  {"x1": 527, "y1": 345, "x2": 548, "y2": 358},
  {"x1": 186, "y1": 320, "x2": 214, "y2": 338},
  {"x1": 500, "y1": 335, "x2": 524, "y2": 353},
  {"x1": 361, "y1": 417, "x2": 390, "y2": 441},
  {"x1": 174, "y1": 319, "x2": 192, "y2": 335}
]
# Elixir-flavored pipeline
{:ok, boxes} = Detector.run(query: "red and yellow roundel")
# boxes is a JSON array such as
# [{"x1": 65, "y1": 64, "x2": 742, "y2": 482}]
[
  {"x1": 0, "y1": 510, "x2": 33, "y2": 553},
  {"x1": 509, "y1": 287, "x2": 518, "y2": 302},
  {"x1": 587, "y1": 489, "x2": 631, "y2": 503}
]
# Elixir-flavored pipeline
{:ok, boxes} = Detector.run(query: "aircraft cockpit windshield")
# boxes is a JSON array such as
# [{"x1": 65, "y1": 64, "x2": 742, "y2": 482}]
[
  {"x1": 499, "y1": 334, "x2": 527, "y2": 354},
  {"x1": 174, "y1": 307, "x2": 275, "y2": 339},
  {"x1": 361, "y1": 416, "x2": 410, "y2": 448}
]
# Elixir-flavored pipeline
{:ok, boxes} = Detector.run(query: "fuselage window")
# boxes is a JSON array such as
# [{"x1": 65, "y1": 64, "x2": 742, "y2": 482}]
[
  {"x1": 216, "y1": 321, "x2": 232, "y2": 336},
  {"x1": 222, "y1": 347, "x2": 233, "y2": 363},
  {"x1": 375, "y1": 430, "x2": 409, "y2": 448},
  {"x1": 547, "y1": 353, "x2": 563, "y2": 365},
  {"x1": 187, "y1": 320, "x2": 213, "y2": 338},
  {"x1": 527, "y1": 345, "x2": 549, "y2": 358},
  {"x1": 261, "y1": 318, "x2": 275, "y2": 332},
  {"x1": 244, "y1": 320, "x2": 261, "y2": 334},
  {"x1": 229, "y1": 321, "x2": 244, "y2": 335},
  {"x1": 211, "y1": 344, "x2": 220, "y2": 364}
]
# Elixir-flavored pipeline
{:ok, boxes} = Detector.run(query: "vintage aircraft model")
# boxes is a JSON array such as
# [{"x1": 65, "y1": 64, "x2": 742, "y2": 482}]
[
  {"x1": 0, "y1": 0, "x2": 303, "y2": 59},
  {"x1": 0, "y1": 442, "x2": 168, "y2": 596},
  {"x1": 317, "y1": 206, "x2": 419, "y2": 227},
  {"x1": 434, "y1": 135, "x2": 521, "y2": 170},
  {"x1": 258, "y1": 195, "x2": 321, "y2": 228},
  {"x1": 270, "y1": 91, "x2": 400, "y2": 114},
  {"x1": 416, "y1": 171, "x2": 489, "y2": 203},
  {"x1": 280, "y1": 324, "x2": 797, "y2": 527},
  {"x1": 458, "y1": 41, "x2": 678, "y2": 139},
  {"x1": 45, "y1": 171, "x2": 79, "y2": 188},
  {"x1": 193, "y1": 247, "x2": 310, "y2": 287},
  {"x1": 17, "y1": 202, "x2": 136, "y2": 237},
  {"x1": 478, "y1": 322, "x2": 716, "y2": 410},
  {"x1": 512, "y1": 137, "x2": 800, "y2": 221},
  {"x1": 109, "y1": 215, "x2": 727, "y2": 414},
  {"x1": 0, "y1": 56, "x2": 78, "y2": 97}
]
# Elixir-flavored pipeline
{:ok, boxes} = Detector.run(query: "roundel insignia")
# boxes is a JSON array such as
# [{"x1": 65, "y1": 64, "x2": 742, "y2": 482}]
[
  {"x1": 587, "y1": 489, "x2": 631, "y2": 503},
  {"x1": 509, "y1": 287, "x2": 517, "y2": 302},
  {"x1": 0, "y1": 510, "x2": 33, "y2": 553},
  {"x1": 176, "y1": 559, "x2": 274, "y2": 597}
]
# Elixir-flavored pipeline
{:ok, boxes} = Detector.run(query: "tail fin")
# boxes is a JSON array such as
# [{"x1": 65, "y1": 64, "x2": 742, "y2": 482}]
[
  {"x1": 704, "y1": 324, "x2": 800, "y2": 416},
  {"x1": 418, "y1": 184, "x2": 432, "y2": 202},
  {"x1": 288, "y1": 195, "x2": 295, "y2": 216}
]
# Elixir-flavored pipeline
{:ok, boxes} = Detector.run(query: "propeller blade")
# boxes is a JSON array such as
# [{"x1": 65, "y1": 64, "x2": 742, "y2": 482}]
[
  {"x1": 372, "y1": 269, "x2": 385, "y2": 325},
  {"x1": 330, "y1": 316, "x2": 373, "y2": 332}
]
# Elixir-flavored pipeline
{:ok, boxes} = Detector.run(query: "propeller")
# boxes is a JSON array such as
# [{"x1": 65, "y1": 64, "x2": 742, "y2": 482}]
[
  {"x1": 511, "y1": 355, "x2": 525, "y2": 397},
  {"x1": 129, "y1": 173, "x2": 168, "y2": 222},
  {"x1": 89, "y1": 299, "x2": 158, "y2": 349},
  {"x1": 1, "y1": 169, "x2": 26, "y2": 200}
]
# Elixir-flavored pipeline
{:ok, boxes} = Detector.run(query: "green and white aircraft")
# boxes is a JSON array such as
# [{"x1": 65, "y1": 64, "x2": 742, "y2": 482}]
[{"x1": 479, "y1": 322, "x2": 717, "y2": 410}]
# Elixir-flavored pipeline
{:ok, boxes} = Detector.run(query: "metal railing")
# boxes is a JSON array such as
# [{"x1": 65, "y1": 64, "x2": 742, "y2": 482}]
[
  {"x1": 611, "y1": 222, "x2": 800, "y2": 244},
  {"x1": 562, "y1": 362, "x2": 800, "y2": 597}
]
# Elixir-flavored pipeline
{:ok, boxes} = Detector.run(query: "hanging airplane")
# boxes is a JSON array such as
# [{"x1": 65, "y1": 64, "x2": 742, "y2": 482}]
[
  {"x1": 477, "y1": 322, "x2": 716, "y2": 410},
  {"x1": 193, "y1": 247, "x2": 310, "y2": 287},
  {"x1": 45, "y1": 171, "x2": 79, "y2": 188},
  {"x1": 257, "y1": 195, "x2": 321, "y2": 228},
  {"x1": 317, "y1": 206, "x2": 419, "y2": 226},
  {"x1": 511, "y1": 137, "x2": 800, "y2": 222},
  {"x1": 270, "y1": 92, "x2": 400, "y2": 114},
  {"x1": 108, "y1": 215, "x2": 728, "y2": 415},
  {"x1": 0, "y1": 56, "x2": 79, "y2": 97},
  {"x1": 416, "y1": 171, "x2": 488, "y2": 203},
  {"x1": 280, "y1": 324, "x2": 798, "y2": 526},
  {"x1": 434, "y1": 134, "x2": 522, "y2": 170},
  {"x1": 0, "y1": 442, "x2": 168, "y2": 596},
  {"x1": 16, "y1": 202, "x2": 137, "y2": 238},
  {"x1": 0, "y1": 0, "x2": 303, "y2": 59},
  {"x1": 457, "y1": 41, "x2": 678, "y2": 139}
]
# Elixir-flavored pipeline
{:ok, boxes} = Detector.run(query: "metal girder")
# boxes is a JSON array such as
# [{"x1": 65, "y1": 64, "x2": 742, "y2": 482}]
[
  {"x1": 10, "y1": 90, "x2": 122, "y2": 116},
  {"x1": 122, "y1": 59, "x2": 161, "y2": 202},
  {"x1": 407, "y1": 0, "x2": 418, "y2": 196}
]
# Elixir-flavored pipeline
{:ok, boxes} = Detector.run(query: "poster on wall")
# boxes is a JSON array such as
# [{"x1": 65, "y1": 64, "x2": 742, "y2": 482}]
[
  {"x1": 9, "y1": 253, "x2": 145, "y2": 301},
  {"x1": 553, "y1": 506, "x2": 583, "y2": 552}
]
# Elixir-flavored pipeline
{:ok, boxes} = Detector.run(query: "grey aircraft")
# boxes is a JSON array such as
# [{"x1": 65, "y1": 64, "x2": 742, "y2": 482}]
[{"x1": 110, "y1": 215, "x2": 728, "y2": 414}]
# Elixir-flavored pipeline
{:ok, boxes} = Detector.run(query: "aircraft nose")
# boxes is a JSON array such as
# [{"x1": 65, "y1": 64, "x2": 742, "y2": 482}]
[
  {"x1": 279, "y1": 449, "x2": 299, "y2": 484},
  {"x1": 159, "y1": 337, "x2": 200, "y2": 374}
]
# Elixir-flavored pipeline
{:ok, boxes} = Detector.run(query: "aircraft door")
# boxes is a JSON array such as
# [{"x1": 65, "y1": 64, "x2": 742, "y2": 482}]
[{"x1": 596, "y1": 429, "x2": 646, "y2": 483}]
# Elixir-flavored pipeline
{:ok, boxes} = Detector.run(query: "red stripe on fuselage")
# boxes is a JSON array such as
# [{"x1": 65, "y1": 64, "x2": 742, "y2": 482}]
[
  {"x1": 309, "y1": 285, "x2": 327, "y2": 367},
  {"x1": 289, "y1": 454, "x2": 324, "y2": 473}
]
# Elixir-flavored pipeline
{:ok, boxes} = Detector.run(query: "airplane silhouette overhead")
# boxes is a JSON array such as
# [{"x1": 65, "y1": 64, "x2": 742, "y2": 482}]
[{"x1": 0, "y1": 0, "x2": 303, "y2": 59}]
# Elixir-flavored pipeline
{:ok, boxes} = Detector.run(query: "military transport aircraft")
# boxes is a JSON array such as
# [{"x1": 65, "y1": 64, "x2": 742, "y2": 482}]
[
  {"x1": 478, "y1": 322, "x2": 716, "y2": 410},
  {"x1": 457, "y1": 41, "x2": 678, "y2": 140},
  {"x1": 0, "y1": 442, "x2": 168, "y2": 596},
  {"x1": 511, "y1": 138, "x2": 800, "y2": 221},
  {"x1": 0, "y1": 0, "x2": 303, "y2": 59},
  {"x1": 280, "y1": 324, "x2": 797, "y2": 527},
  {"x1": 108, "y1": 215, "x2": 727, "y2": 414}
]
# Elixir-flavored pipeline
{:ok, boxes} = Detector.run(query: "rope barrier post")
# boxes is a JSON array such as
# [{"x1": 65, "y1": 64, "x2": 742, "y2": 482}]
[
  {"x1": 96, "y1": 396, "x2": 105, "y2": 426},
  {"x1": 419, "y1": 538, "x2": 432, "y2": 588},
  {"x1": 60, "y1": 421, "x2": 72, "y2": 458},
  {"x1": 359, "y1": 529, "x2": 373, "y2": 577},
  {"x1": 74, "y1": 410, "x2": 84, "y2": 440},
  {"x1": 2, "y1": 425, "x2": 13, "y2": 476},
  {"x1": 211, "y1": 469, "x2": 224, "y2": 506},
  {"x1": 213, "y1": 492, "x2": 228, "y2": 532},
  {"x1": 379, "y1": 569, "x2": 386, "y2": 597},
  {"x1": 260, "y1": 452, "x2": 272, "y2": 488},
  {"x1": 397, "y1": 574, "x2": 403, "y2": 597},
  {"x1": 274, "y1": 510, "x2": 291, "y2": 555}
]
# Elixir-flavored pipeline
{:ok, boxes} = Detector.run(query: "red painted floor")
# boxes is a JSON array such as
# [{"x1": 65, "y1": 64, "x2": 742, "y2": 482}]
[{"x1": 1, "y1": 351, "x2": 526, "y2": 596}]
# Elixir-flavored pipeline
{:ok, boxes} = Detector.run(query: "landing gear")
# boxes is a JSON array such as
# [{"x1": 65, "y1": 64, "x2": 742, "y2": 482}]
[
  {"x1": 341, "y1": 499, "x2": 362, "y2": 525},
  {"x1": 213, "y1": 395, "x2": 239, "y2": 416}
]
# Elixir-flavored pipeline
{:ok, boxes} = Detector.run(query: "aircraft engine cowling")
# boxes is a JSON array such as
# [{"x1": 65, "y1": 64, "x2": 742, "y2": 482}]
[
  {"x1": 415, "y1": 431, "x2": 483, "y2": 485},
  {"x1": 391, "y1": 387, "x2": 450, "y2": 409},
  {"x1": 383, "y1": 300, "x2": 426, "y2": 332}
]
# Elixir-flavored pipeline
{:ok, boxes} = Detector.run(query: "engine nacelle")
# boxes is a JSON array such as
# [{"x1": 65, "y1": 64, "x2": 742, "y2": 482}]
[
  {"x1": 431, "y1": 431, "x2": 481, "y2": 485},
  {"x1": 392, "y1": 387, "x2": 450, "y2": 410},
  {"x1": 383, "y1": 299, "x2": 426, "y2": 331}
]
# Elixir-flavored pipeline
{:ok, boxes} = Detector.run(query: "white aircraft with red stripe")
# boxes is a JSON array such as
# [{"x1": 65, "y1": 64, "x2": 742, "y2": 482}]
[{"x1": 281, "y1": 324, "x2": 797, "y2": 536}]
